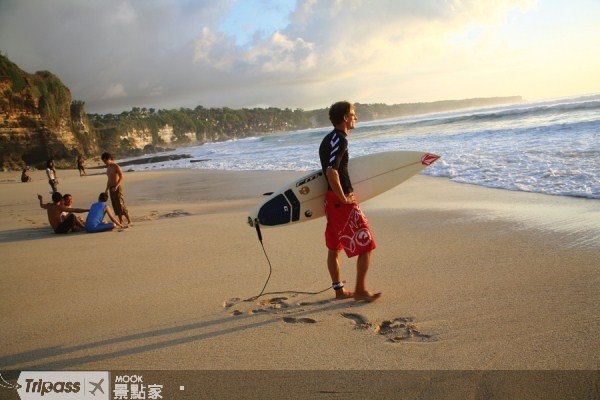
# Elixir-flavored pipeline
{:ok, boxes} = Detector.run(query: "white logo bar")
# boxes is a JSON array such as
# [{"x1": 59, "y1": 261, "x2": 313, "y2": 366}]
[{"x1": 16, "y1": 371, "x2": 109, "y2": 400}]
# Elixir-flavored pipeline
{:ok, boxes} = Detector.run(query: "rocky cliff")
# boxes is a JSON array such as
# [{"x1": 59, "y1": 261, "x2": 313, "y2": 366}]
[{"x1": 0, "y1": 55, "x2": 98, "y2": 170}]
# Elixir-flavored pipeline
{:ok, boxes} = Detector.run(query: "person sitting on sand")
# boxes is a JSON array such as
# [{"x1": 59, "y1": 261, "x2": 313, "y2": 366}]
[
  {"x1": 61, "y1": 193, "x2": 86, "y2": 232},
  {"x1": 37, "y1": 192, "x2": 88, "y2": 234},
  {"x1": 85, "y1": 192, "x2": 124, "y2": 233},
  {"x1": 21, "y1": 168, "x2": 32, "y2": 182}
]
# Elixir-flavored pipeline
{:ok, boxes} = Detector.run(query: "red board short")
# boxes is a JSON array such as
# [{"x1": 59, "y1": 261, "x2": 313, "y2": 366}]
[{"x1": 324, "y1": 191, "x2": 376, "y2": 258}]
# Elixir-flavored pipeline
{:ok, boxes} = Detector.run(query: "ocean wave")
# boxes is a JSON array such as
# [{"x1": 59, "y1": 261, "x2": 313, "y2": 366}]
[
  {"x1": 121, "y1": 94, "x2": 600, "y2": 200},
  {"x1": 393, "y1": 98, "x2": 600, "y2": 132}
]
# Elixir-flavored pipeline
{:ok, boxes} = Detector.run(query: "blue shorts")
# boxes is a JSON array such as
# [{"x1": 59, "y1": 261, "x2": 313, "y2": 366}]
[{"x1": 86, "y1": 222, "x2": 114, "y2": 233}]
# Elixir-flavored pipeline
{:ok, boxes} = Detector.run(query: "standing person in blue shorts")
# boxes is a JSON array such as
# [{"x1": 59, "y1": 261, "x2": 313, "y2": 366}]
[
  {"x1": 319, "y1": 101, "x2": 381, "y2": 302},
  {"x1": 85, "y1": 192, "x2": 124, "y2": 233}
]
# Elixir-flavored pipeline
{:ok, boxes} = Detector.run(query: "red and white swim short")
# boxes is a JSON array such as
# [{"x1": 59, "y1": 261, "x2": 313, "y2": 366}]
[{"x1": 324, "y1": 191, "x2": 376, "y2": 258}]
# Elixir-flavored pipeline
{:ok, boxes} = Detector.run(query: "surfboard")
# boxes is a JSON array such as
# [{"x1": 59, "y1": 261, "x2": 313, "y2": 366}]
[{"x1": 247, "y1": 151, "x2": 440, "y2": 228}]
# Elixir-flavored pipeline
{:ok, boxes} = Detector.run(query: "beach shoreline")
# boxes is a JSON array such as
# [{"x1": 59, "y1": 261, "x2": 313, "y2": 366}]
[{"x1": 1, "y1": 168, "x2": 599, "y2": 375}]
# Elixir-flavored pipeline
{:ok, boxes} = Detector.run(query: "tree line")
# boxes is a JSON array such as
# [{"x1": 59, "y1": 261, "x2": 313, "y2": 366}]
[{"x1": 88, "y1": 96, "x2": 521, "y2": 157}]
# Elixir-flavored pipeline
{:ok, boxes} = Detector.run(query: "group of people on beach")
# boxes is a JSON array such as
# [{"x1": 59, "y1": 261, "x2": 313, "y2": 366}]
[
  {"x1": 35, "y1": 102, "x2": 379, "y2": 302},
  {"x1": 22, "y1": 155, "x2": 86, "y2": 187},
  {"x1": 37, "y1": 152, "x2": 132, "y2": 234}
]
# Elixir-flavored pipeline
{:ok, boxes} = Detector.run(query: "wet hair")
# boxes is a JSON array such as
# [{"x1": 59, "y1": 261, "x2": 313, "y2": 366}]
[
  {"x1": 329, "y1": 101, "x2": 353, "y2": 126},
  {"x1": 63, "y1": 193, "x2": 72, "y2": 199},
  {"x1": 52, "y1": 192, "x2": 63, "y2": 203},
  {"x1": 98, "y1": 192, "x2": 109, "y2": 202},
  {"x1": 101, "y1": 152, "x2": 113, "y2": 161}
]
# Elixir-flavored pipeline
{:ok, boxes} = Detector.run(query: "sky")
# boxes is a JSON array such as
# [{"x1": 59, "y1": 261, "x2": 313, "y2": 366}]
[{"x1": 1, "y1": 0, "x2": 599, "y2": 114}]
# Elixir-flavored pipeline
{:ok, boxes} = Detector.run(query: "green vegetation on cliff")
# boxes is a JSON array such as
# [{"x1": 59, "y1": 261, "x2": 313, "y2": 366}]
[
  {"x1": 89, "y1": 106, "x2": 314, "y2": 156},
  {"x1": 1, "y1": 54, "x2": 100, "y2": 169},
  {"x1": 1, "y1": 56, "x2": 71, "y2": 127},
  {"x1": 89, "y1": 95, "x2": 522, "y2": 158}
]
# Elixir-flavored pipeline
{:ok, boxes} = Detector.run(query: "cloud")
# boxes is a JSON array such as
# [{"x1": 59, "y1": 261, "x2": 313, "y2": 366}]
[
  {"x1": 103, "y1": 84, "x2": 127, "y2": 99},
  {"x1": 189, "y1": 1, "x2": 538, "y2": 89},
  {"x1": 1, "y1": 0, "x2": 597, "y2": 114}
]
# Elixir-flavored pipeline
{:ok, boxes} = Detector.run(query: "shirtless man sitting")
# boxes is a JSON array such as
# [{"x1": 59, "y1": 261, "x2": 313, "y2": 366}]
[
  {"x1": 37, "y1": 192, "x2": 89, "y2": 234},
  {"x1": 61, "y1": 193, "x2": 86, "y2": 232}
]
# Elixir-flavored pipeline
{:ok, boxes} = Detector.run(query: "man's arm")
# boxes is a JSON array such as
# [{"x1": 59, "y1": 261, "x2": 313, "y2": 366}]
[
  {"x1": 326, "y1": 168, "x2": 355, "y2": 204},
  {"x1": 105, "y1": 165, "x2": 113, "y2": 192},
  {"x1": 113, "y1": 164, "x2": 124, "y2": 190},
  {"x1": 59, "y1": 205, "x2": 90, "y2": 213},
  {"x1": 37, "y1": 194, "x2": 48, "y2": 209},
  {"x1": 105, "y1": 206, "x2": 123, "y2": 227}
]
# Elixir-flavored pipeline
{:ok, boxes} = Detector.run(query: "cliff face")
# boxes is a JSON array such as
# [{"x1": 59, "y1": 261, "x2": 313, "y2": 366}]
[
  {"x1": 119, "y1": 125, "x2": 196, "y2": 149},
  {"x1": 0, "y1": 55, "x2": 98, "y2": 170}
]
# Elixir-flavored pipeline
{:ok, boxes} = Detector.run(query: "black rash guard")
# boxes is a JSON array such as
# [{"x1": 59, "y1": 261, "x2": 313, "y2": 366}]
[{"x1": 319, "y1": 129, "x2": 353, "y2": 194}]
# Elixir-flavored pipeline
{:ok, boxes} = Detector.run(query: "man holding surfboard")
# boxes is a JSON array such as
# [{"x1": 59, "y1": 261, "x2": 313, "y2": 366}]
[{"x1": 319, "y1": 101, "x2": 381, "y2": 302}]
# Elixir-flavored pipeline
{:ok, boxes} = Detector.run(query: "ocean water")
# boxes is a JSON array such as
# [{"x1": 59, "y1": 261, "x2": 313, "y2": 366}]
[{"x1": 123, "y1": 94, "x2": 600, "y2": 200}]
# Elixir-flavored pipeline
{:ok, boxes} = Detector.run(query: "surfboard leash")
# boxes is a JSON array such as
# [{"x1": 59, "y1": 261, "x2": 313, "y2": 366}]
[{"x1": 244, "y1": 219, "x2": 330, "y2": 302}]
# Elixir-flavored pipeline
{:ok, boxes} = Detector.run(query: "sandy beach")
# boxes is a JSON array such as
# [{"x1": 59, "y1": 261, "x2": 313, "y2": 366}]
[{"x1": 1, "y1": 167, "x2": 599, "y2": 397}]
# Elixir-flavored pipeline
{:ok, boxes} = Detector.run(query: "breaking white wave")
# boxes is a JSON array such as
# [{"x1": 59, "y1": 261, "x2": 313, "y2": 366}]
[{"x1": 120, "y1": 94, "x2": 600, "y2": 200}]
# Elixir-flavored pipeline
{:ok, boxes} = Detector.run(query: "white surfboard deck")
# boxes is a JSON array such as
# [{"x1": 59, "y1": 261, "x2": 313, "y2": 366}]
[{"x1": 247, "y1": 151, "x2": 440, "y2": 228}]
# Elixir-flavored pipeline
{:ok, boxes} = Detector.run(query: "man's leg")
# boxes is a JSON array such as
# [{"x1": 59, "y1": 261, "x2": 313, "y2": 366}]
[
  {"x1": 354, "y1": 251, "x2": 381, "y2": 302},
  {"x1": 124, "y1": 210, "x2": 132, "y2": 225},
  {"x1": 71, "y1": 214, "x2": 86, "y2": 232},
  {"x1": 327, "y1": 249, "x2": 353, "y2": 299},
  {"x1": 117, "y1": 188, "x2": 131, "y2": 225}
]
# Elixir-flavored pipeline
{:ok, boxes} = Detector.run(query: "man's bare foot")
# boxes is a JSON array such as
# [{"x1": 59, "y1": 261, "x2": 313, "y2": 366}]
[
  {"x1": 335, "y1": 289, "x2": 354, "y2": 300},
  {"x1": 354, "y1": 291, "x2": 382, "y2": 302}
]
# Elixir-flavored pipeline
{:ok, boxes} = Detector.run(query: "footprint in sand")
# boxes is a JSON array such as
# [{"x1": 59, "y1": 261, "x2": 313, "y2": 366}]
[
  {"x1": 249, "y1": 308, "x2": 270, "y2": 315},
  {"x1": 341, "y1": 312, "x2": 371, "y2": 329},
  {"x1": 374, "y1": 317, "x2": 433, "y2": 342},
  {"x1": 159, "y1": 210, "x2": 192, "y2": 219},
  {"x1": 140, "y1": 211, "x2": 160, "y2": 221},
  {"x1": 259, "y1": 297, "x2": 289, "y2": 309},
  {"x1": 297, "y1": 299, "x2": 330, "y2": 307},
  {"x1": 223, "y1": 298, "x2": 242, "y2": 308},
  {"x1": 283, "y1": 317, "x2": 317, "y2": 324}
]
